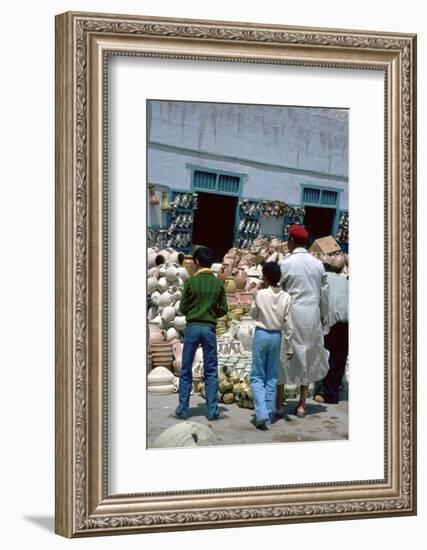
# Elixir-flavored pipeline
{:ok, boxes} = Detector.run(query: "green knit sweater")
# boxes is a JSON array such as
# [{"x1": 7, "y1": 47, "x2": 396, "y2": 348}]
[{"x1": 180, "y1": 270, "x2": 228, "y2": 326}]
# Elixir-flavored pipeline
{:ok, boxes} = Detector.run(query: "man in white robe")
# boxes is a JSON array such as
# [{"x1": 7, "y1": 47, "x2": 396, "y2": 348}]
[{"x1": 276, "y1": 225, "x2": 330, "y2": 417}]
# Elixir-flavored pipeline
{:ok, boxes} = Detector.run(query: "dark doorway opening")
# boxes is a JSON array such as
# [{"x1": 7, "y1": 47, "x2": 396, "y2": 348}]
[
  {"x1": 304, "y1": 206, "x2": 336, "y2": 245},
  {"x1": 192, "y1": 192, "x2": 238, "y2": 262}
]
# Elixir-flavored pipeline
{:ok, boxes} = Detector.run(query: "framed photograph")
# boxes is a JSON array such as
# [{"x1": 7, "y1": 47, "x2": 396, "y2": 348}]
[{"x1": 55, "y1": 11, "x2": 417, "y2": 537}]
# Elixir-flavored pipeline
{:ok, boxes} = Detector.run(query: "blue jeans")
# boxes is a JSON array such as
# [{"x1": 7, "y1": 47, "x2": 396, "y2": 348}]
[
  {"x1": 250, "y1": 327, "x2": 282, "y2": 423},
  {"x1": 176, "y1": 323, "x2": 219, "y2": 420}
]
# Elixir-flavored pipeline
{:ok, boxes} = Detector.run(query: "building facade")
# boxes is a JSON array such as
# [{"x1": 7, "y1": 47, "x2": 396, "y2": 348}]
[{"x1": 147, "y1": 100, "x2": 349, "y2": 260}]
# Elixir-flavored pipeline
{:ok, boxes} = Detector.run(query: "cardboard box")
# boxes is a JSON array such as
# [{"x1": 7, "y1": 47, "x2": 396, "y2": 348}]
[{"x1": 309, "y1": 235, "x2": 341, "y2": 255}]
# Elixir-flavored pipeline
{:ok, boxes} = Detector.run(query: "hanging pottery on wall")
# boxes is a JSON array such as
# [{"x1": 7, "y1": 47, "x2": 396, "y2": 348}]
[
  {"x1": 148, "y1": 185, "x2": 159, "y2": 205},
  {"x1": 161, "y1": 191, "x2": 170, "y2": 211}
]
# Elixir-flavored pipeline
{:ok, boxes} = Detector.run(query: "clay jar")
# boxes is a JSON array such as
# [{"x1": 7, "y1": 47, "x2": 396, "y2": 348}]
[
  {"x1": 168, "y1": 250, "x2": 185, "y2": 265},
  {"x1": 234, "y1": 269, "x2": 247, "y2": 291},
  {"x1": 224, "y1": 276, "x2": 237, "y2": 295},
  {"x1": 165, "y1": 262, "x2": 180, "y2": 283},
  {"x1": 148, "y1": 320, "x2": 165, "y2": 344},
  {"x1": 173, "y1": 315, "x2": 186, "y2": 332},
  {"x1": 147, "y1": 277, "x2": 158, "y2": 295},
  {"x1": 182, "y1": 255, "x2": 197, "y2": 277}
]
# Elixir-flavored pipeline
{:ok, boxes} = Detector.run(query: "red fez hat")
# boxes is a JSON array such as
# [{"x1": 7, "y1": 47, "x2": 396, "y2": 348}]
[{"x1": 289, "y1": 224, "x2": 309, "y2": 244}]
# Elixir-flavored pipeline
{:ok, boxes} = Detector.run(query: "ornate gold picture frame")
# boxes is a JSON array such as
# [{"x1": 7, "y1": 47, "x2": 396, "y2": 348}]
[{"x1": 55, "y1": 11, "x2": 416, "y2": 537}]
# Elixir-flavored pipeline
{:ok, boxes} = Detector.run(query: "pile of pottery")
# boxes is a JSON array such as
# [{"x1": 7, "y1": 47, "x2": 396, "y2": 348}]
[
  {"x1": 147, "y1": 366, "x2": 178, "y2": 396},
  {"x1": 337, "y1": 212, "x2": 349, "y2": 243},
  {"x1": 214, "y1": 237, "x2": 289, "y2": 293},
  {"x1": 197, "y1": 364, "x2": 255, "y2": 410},
  {"x1": 147, "y1": 246, "x2": 193, "y2": 344},
  {"x1": 311, "y1": 251, "x2": 349, "y2": 278}
]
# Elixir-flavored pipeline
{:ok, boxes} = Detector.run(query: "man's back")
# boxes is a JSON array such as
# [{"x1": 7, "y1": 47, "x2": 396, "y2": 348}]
[{"x1": 280, "y1": 248, "x2": 326, "y2": 309}]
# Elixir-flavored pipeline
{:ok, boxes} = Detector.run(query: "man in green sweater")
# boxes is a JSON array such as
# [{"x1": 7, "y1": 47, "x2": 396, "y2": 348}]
[{"x1": 175, "y1": 246, "x2": 228, "y2": 421}]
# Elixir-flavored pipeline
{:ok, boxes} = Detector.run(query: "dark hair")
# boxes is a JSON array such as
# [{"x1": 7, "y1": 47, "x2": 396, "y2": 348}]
[
  {"x1": 262, "y1": 261, "x2": 281, "y2": 286},
  {"x1": 193, "y1": 246, "x2": 213, "y2": 268}
]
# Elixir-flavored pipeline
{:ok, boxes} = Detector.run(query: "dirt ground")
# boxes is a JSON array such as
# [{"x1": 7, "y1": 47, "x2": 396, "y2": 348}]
[{"x1": 147, "y1": 389, "x2": 348, "y2": 448}]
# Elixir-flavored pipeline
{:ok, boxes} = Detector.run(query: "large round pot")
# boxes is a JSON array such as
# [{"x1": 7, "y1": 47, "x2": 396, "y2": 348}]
[
  {"x1": 165, "y1": 262, "x2": 180, "y2": 283},
  {"x1": 161, "y1": 306, "x2": 176, "y2": 323},
  {"x1": 147, "y1": 277, "x2": 158, "y2": 294},
  {"x1": 168, "y1": 250, "x2": 185, "y2": 265},
  {"x1": 148, "y1": 321, "x2": 165, "y2": 344},
  {"x1": 177, "y1": 267, "x2": 189, "y2": 282},
  {"x1": 173, "y1": 315, "x2": 187, "y2": 332},
  {"x1": 224, "y1": 276, "x2": 237, "y2": 295},
  {"x1": 234, "y1": 269, "x2": 247, "y2": 291},
  {"x1": 158, "y1": 292, "x2": 172, "y2": 308},
  {"x1": 152, "y1": 421, "x2": 217, "y2": 448}
]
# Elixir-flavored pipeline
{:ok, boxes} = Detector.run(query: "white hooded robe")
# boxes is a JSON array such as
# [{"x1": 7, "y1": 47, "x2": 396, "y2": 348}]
[{"x1": 279, "y1": 247, "x2": 330, "y2": 385}]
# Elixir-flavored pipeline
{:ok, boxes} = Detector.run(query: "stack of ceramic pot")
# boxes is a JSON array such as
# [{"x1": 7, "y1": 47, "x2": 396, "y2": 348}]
[
  {"x1": 150, "y1": 340, "x2": 174, "y2": 370},
  {"x1": 147, "y1": 366, "x2": 177, "y2": 395},
  {"x1": 147, "y1": 246, "x2": 189, "y2": 342}
]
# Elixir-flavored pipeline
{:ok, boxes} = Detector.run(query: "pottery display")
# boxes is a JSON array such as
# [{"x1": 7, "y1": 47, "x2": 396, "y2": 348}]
[
  {"x1": 173, "y1": 315, "x2": 186, "y2": 332},
  {"x1": 168, "y1": 250, "x2": 185, "y2": 265},
  {"x1": 148, "y1": 320, "x2": 165, "y2": 344},
  {"x1": 176, "y1": 267, "x2": 189, "y2": 282},
  {"x1": 158, "y1": 292, "x2": 173, "y2": 308},
  {"x1": 148, "y1": 367, "x2": 176, "y2": 395},
  {"x1": 150, "y1": 342, "x2": 174, "y2": 370},
  {"x1": 165, "y1": 262, "x2": 180, "y2": 282},
  {"x1": 157, "y1": 277, "x2": 168, "y2": 292},
  {"x1": 234, "y1": 269, "x2": 247, "y2": 291},
  {"x1": 147, "y1": 277, "x2": 158, "y2": 294},
  {"x1": 161, "y1": 306, "x2": 176, "y2": 323},
  {"x1": 224, "y1": 276, "x2": 237, "y2": 295},
  {"x1": 152, "y1": 421, "x2": 217, "y2": 448}
]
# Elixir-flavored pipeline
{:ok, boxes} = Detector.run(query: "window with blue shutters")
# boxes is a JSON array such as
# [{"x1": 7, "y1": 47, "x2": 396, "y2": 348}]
[
  {"x1": 192, "y1": 169, "x2": 241, "y2": 195},
  {"x1": 302, "y1": 186, "x2": 338, "y2": 207}
]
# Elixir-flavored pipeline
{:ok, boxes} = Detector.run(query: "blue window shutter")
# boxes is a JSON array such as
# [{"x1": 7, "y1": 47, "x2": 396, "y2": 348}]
[
  {"x1": 194, "y1": 170, "x2": 216, "y2": 191},
  {"x1": 321, "y1": 190, "x2": 338, "y2": 206},
  {"x1": 303, "y1": 187, "x2": 321, "y2": 204},
  {"x1": 218, "y1": 174, "x2": 240, "y2": 194}
]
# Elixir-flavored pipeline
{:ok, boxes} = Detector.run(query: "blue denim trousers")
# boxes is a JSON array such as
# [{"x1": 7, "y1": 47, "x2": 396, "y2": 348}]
[
  {"x1": 176, "y1": 323, "x2": 219, "y2": 420},
  {"x1": 250, "y1": 327, "x2": 282, "y2": 423}
]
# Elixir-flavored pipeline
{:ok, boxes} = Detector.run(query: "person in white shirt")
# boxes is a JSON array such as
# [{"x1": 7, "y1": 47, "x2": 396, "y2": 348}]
[
  {"x1": 277, "y1": 225, "x2": 330, "y2": 418},
  {"x1": 314, "y1": 261, "x2": 349, "y2": 404},
  {"x1": 250, "y1": 262, "x2": 293, "y2": 430}
]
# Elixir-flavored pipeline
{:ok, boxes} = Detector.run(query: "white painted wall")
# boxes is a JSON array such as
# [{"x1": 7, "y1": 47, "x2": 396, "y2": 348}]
[{"x1": 148, "y1": 146, "x2": 348, "y2": 206}]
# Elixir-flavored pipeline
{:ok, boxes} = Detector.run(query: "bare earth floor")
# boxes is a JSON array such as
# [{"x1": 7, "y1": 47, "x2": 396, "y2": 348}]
[{"x1": 147, "y1": 391, "x2": 348, "y2": 448}]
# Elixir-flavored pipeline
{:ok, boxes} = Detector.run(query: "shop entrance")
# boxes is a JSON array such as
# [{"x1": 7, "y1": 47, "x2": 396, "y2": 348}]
[
  {"x1": 192, "y1": 192, "x2": 238, "y2": 262},
  {"x1": 304, "y1": 206, "x2": 336, "y2": 244}
]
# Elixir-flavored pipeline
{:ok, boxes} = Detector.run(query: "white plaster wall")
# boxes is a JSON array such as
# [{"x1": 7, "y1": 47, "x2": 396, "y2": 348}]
[
  {"x1": 149, "y1": 101, "x2": 348, "y2": 177},
  {"x1": 148, "y1": 146, "x2": 348, "y2": 205}
]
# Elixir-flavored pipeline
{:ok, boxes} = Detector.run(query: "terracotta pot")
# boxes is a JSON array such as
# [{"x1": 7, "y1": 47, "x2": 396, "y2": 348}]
[
  {"x1": 224, "y1": 276, "x2": 237, "y2": 295},
  {"x1": 234, "y1": 269, "x2": 247, "y2": 291},
  {"x1": 148, "y1": 321, "x2": 165, "y2": 344},
  {"x1": 182, "y1": 255, "x2": 197, "y2": 277}
]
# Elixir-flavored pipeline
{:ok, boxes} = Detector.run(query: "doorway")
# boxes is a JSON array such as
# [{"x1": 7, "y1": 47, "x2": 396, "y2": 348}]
[
  {"x1": 304, "y1": 206, "x2": 336, "y2": 244},
  {"x1": 192, "y1": 192, "x2": 238, "y2": 262}
]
